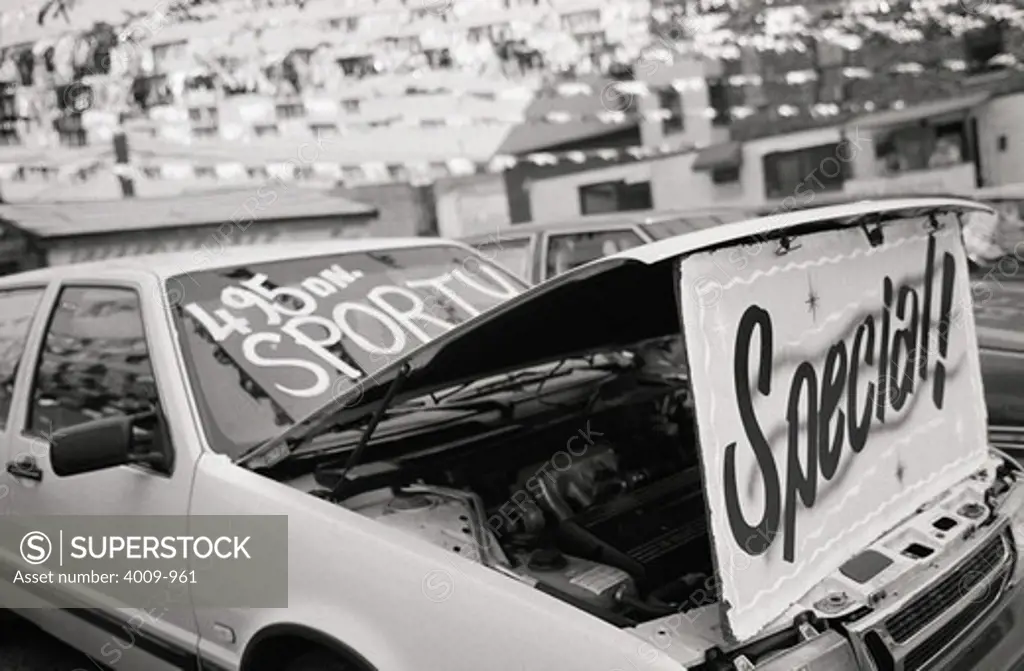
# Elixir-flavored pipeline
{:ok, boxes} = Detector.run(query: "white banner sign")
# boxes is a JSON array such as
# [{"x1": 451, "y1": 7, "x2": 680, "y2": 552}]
[{"x1": 678, "y1": 213, "x2": 988, "y2": 641}]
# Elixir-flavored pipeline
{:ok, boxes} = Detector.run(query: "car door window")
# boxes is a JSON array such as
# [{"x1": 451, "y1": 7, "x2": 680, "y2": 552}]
[
  {"x1": 476, "y1": 238, "x2": 532, "y2": 281},
  {"x1": 28, "y1": 287, "x2": 159, "y2": 438},
  {"x1": 545, "y1": 229, "x2": 645, "y2": 279},
  {"x1": 643, "y1": 216, "x2": 730, "y2": 240},
  {"x1": 0, "y1": 288, "x2": 45, "y2": 430}
]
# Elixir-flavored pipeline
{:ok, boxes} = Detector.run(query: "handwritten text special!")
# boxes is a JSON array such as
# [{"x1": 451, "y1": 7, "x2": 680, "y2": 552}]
[{"x1": 723, "y1": 234, "x2": 958, "y2": 564}]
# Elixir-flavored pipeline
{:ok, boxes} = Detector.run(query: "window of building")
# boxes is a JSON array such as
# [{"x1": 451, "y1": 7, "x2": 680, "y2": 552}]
[
  {"x1": 545, "y1": 229, "x2": 645, "y2": 279},
  {"x1": 874, "y1": 121, "x2": 968, "y2": 175},
  {"x1": 337, "y1": 56, "x2": 375, "y2": 78},
  {"x1": 0, "y1": 288, "x2": 45, "y2": 429},
  {"x1": 310, "y1": 122, "x2": 339, "y2": 137},
  {"x1": 188, "y1": 105, "x2": 217, "y2": 124},
  {"x1": 763, "y1": 143, "x2": 846, "y2": 200},
  {"x1": 0, "y1": 125, "x2": 18, "y2": 146},
  {"x1": 0, "y1": 82, "x2": 18, "y2": 146},
  {"x1": 327, "y1": 16, "x2": 360, "y2": 31},
  {"x1": 474, "y1": 237, "x2": 532, "y2": 281},
  {"x1": 188, "y1": 105, "x2": 219, "y2": 139},
  {"x1": 424, "y1": 48, "x2": 453, "y2": 69},
  {"x1": 341, "y1": 98, "x2": 361, "y2": 114},
  {"x1": 707, "y1": 78, "x2": 731, "y2": 127},
  {"x1": 275, "y1": 101, "x2": 306, "y2": 120},
  {"x1": 579, "y1": 180, "x2": 653, "y2": 216},
  {"x1": 658, "y1": 88, "x2": 684, "y2": 134},
  {"x1": 711, "y1": 165, "x2": 740, "y2": 184},
  {"x1": 54, "y1": 113, "x2": 87, "y2": 147},
  {"x1": 28, "y1": 287, "x2": 159, "y2": 440}
]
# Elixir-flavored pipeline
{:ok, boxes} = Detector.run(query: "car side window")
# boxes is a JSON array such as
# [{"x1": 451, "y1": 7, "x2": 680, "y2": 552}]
[
  {"x1": 476, "y1": 238, "x2": 531, "y2": 281},
  {"x1": 545, "y1": 229, "x2": 645, "y2": 279},
  {"x1": 28, "y1": 287, "x2": 160, "y2": 438},
  {"x1": 643, "y1": 216, "x2": 727, "y2": 240},
  {"x1": 0, "y1": 288, "x2": 46, "y2": 430}
]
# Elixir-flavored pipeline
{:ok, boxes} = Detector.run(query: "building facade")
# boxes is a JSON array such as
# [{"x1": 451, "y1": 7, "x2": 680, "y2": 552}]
[{"x1": 526, "y1": 90, "x2": 1024, "y2": 221}]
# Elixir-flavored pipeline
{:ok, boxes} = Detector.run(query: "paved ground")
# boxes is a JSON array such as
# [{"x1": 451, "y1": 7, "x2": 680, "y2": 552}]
[{"x1": 0, "y1": 617, "x2": 96, "y2": 671}]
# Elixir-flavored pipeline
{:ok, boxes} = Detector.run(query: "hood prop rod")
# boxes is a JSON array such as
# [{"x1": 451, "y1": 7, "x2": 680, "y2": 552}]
[{"x1": 330, "y1": 362, "x2": 412, "y2": 501}]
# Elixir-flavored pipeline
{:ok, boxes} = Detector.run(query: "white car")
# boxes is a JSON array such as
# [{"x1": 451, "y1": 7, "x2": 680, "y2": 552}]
[{"x1": 0, "y1": 201, "x2": 1023, "y2": 671}]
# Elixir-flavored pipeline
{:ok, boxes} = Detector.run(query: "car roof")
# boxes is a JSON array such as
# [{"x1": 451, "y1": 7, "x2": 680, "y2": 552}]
[
  {"x1": 969, "y1": 183, "x2": 1024, "y2": 201},
  {"x1": 461, "y1": 207, "x2": 759, "y2": 241},
  {"x1": 0, "y1": 237, "x2": 473, "y2": 288},
  {"x1": 611, "y1": 197, "x2": 991, "y2": 264}
]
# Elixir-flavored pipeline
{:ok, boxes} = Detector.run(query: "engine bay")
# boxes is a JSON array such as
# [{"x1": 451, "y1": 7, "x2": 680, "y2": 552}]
[{"x1": 303, "y1": 350, "x2": 718, "y2": 626}]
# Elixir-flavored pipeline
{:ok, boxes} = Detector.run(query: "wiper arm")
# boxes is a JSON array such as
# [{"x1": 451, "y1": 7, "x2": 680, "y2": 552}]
[
  {"x1": 386, "y1": 399, "x2": 513, "y2": 416},
  {"x1": 329, "y1": 362, "x2": 412, "y2": 500}
]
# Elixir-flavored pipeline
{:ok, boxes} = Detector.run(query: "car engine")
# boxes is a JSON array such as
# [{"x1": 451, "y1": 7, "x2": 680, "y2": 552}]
[{"x1": 320, "y1": 375, "x2": 717, "y2": 625}]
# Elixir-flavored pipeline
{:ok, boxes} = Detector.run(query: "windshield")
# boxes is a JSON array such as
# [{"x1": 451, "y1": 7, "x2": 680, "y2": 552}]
[
  {"x1": 169, "y1": 244, "x2": 527, "y2": 458},
  {"x1": 642, "y1": 212, "x2": 752, "y2": 241}
]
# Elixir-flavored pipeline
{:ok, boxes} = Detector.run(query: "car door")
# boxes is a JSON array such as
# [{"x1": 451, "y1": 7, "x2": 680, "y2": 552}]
[
  {"x1": 0, "y1": 281, "x2": 200, "y2": 670},
  {"x1": 0, "y1": 285, "x2": 49, "y2": 518},
  {"x1": 540, "y1": 227, "x2": 647, "y2": 281}
]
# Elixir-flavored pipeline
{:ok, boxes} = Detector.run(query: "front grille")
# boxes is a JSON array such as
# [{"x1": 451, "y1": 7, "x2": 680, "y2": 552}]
[
  {"x1": 885, "y1": 533, "x2": 1007, "y2": 643},
  {"x1": 902, "y1": 566, "x2": 1009, "y2": 671}
]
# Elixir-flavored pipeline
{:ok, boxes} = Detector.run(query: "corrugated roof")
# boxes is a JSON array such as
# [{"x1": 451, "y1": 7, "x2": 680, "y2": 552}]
[
  {"x1": 0, "y1": 173, "x2": 331, "y2": 202},
  {"x1": 128, "y1": 124, "x2": 512, "y2": 164},
  {"x1": 844, "y1": 92, "x2": 992, "y2": 130},
  {"x1": 0, "y1": 186, "x2": 375, "y2": 238},
  {"x1": 0, "y1": 236, "x2": 459, "y2": 283}
]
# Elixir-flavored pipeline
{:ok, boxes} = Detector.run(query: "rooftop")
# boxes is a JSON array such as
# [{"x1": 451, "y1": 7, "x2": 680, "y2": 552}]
[
  {"x1": 0, "y1": 186, "x2": 376, "y2": 238},
  {"x1": 0, "y1": 236, "x2": 467, "y2": 284}
]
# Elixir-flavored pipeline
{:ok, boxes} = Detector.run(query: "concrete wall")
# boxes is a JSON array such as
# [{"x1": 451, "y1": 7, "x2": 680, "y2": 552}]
[
  {"x1": 434, "y1": 173, "x2": 511, "y2": 239},
  {"x1": 502, "y1": 127, "x2": 642, "y2": 223},
  {"x1": 527, "y1": 126, "x2": 848, "y2": 220},
  {"x1": 331, "y1": 182, "x2": 436, "y2": 237},
  {"x1": 977, "y1": 92, "x2": 1024, "y2": 187}
]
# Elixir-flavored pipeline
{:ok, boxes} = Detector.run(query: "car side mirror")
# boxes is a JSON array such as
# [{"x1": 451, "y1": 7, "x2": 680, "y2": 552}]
[{"x1": 50, "y1": 410, "x2": 172, "y2": 477}]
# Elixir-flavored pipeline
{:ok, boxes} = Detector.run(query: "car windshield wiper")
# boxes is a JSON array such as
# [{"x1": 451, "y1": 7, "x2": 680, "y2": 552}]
[
  {"x1": 328, "y1": 361, "x2": 412, "y2": 500},
  {"x1": 435, "y1": 355, "x2": 627, "y2": 404}
]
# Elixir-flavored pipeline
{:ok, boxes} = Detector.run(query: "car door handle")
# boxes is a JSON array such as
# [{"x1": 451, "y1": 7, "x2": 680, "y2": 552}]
[{"x1": 6, "y1": 457, "x2": 43, "y2": 481}]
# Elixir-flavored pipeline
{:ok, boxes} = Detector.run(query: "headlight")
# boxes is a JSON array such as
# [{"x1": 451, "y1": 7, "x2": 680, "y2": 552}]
[{"x1": 739, "y1": 630, "x2": 858, "y2": 671}]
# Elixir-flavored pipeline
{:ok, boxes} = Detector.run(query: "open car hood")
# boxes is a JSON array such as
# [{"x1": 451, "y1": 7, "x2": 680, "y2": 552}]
[
  {"x1": 246, "y1": 197, "x2": 996, "y2": 640},
  {"x1": 248, "y1": 198, "x2": 987, "y2": 458}
]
